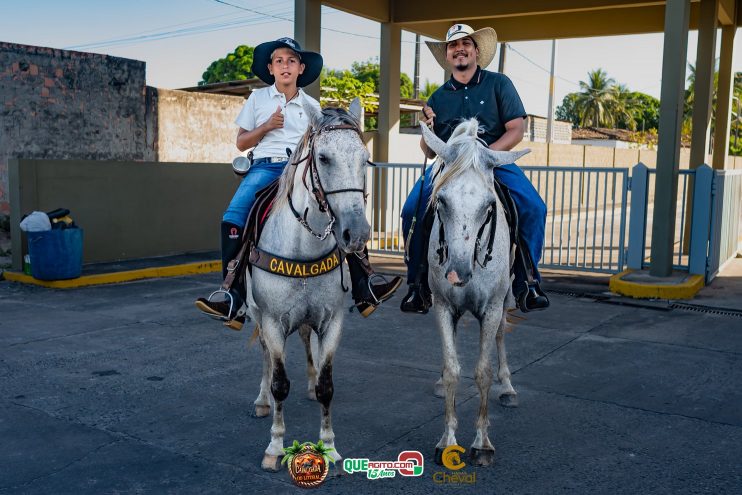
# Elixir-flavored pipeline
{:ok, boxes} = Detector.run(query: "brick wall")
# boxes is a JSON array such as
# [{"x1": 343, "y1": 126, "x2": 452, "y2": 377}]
[{"x1": 0, "y1": 42, "x2": 154, "y2": 214}]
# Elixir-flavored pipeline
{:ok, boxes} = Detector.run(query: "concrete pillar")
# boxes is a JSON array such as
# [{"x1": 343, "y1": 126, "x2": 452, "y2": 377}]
[
  {"x1": 377, "y1": 22, "x2": 401, "y2": 162},
  {"x1": 712, "y1": 25, "x2": 737, "y2": 170},
  {"x1": 689, "y1": 0, "x2": 718, "y2": 169},
  {"x1": 498, "y1": 42, "x2": 507, "y2": 73},
  {"x1": 684, "y1": 0, "x2": 719, "y2": 253},
  {"x1": 294, "y1": 0, "x2": 321, "y2": 100},
  {"x1": 650, "y1": 0, "x2": 691, "y2": 277}
]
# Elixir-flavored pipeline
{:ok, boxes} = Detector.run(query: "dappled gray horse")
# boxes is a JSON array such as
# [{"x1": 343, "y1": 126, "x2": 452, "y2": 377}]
[
  {"x1": 420, "y1": 119, "x2": 529, "y2": 467},
  {"x1": 242, "y1": 101, "x2": 369, "y2": 471}
]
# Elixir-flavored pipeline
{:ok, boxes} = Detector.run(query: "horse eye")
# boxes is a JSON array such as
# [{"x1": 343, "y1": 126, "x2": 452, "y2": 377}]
[
  {"x1": 438, "y1": 198, "x2": 447, "y2": 208},
  {"x1": 318, "y1": 154, "x2": 329, "y2": 164}
]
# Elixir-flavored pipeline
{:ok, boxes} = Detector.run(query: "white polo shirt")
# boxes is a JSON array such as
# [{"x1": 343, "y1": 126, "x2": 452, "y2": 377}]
[{"x1": 234, "y1": 84, "x2": 321, "y2": 160}]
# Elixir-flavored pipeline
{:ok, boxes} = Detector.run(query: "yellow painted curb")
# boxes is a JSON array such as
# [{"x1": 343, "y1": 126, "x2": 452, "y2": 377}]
[
  {"x1": 609, "y1": 269, "x2": 705, "y2": 300},
  {"x1": 2, "y1": 260, "x2": 221, "y2": 289}
]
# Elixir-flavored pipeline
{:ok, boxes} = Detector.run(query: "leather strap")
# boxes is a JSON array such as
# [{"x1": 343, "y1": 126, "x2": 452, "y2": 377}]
[{"x1": 248, "y1": 245, "x2": 343, "y2": 278}]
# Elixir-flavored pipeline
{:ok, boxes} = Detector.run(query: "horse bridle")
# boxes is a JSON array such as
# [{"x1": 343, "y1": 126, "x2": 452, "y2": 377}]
[
  {"x1": 435, "y1": 198, "x2": 498, "y2": 269},
  {"x1": 288, "y1": 123, "x2": 368, "y2": 241}
]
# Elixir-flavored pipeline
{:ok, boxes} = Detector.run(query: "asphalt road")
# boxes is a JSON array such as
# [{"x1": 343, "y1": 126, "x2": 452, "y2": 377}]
[{"x1": 1, "y1": 272, "x2": 741, "y2": 494}]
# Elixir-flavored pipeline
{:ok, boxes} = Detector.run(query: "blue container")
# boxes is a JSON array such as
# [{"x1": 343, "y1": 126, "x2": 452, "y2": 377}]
[{"x1": 27, "y1": 228, "x2": 83, "y2": 280}]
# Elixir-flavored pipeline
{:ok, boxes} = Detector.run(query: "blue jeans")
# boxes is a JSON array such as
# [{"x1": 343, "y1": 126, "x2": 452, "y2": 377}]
[
  {"x1": 401, "y1": 163, "x2": 547, "y2": 284},
  {"x1": 222, "y1": 159, "x2": 288, "y2": 227}
]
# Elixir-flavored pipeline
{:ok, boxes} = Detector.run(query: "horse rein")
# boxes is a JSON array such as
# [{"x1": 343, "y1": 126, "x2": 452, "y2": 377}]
[
  {"x1": 436, "y1": 201, "x2": 498, "y2": 268},
  {"x1": 288, "y1": 123, "x2": 367, "y2": 241}
]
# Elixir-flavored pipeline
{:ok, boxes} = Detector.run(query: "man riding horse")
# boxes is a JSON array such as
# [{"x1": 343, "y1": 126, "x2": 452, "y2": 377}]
[
  {"x1": 195, "y1": 37, "x2": 401, "y2": 328},
  {"x1": 400, "y1": 23, "x2": 550, "y2": 314}
]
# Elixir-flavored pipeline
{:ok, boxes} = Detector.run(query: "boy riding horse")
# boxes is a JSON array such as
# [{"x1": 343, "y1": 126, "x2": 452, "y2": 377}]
[{"x1": 196, "y1": 37, "x2": 401, "y2": 328}]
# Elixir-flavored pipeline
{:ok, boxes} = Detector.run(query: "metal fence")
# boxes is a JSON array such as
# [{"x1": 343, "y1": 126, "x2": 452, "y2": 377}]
[
  {"x1": 365, "y1": 163, "x2": 630, "y2": 274},
  {"x1": 365, "y1": 162, "x2": 741, "y2": 281},
  {"x1": 522, "y1": 166, "x2": 629, "y2": 273},
  {"x1": 708, "y1": 169, "x2": 742, "y2": 279}
]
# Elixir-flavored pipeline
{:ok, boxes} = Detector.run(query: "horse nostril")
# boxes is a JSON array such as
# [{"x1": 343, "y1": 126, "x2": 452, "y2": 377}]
[{"x1": 342, "y1": 229, "x2": 352, "y2": 245}]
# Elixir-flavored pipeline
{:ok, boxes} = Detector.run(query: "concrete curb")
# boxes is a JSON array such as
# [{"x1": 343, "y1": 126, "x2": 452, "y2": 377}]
[
  {"x1": 609, "y1": 269, "x2": 705, "y2": 299},
  {"x1": 2, "y1": 260, "x2": 221, "y2": 288}
]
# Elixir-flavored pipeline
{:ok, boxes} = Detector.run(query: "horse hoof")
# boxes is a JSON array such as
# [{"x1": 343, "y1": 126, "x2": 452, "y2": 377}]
[
  {"x1": 469, "y1": 447, "x2": 495, "y2": 467},
  {"x1": 499, "y1": 393, "x2": 518, "y2": 408},
  {"x1": 253, "y1": 404, "x2": 271, "y2": 417},
  {"x1": 307, "y1": 389, "x2": 317, "y2": 401},
  {"x1": 434, "y1": 447, "x2": 446, "y2": 466},
  {"x1": 261, "y1": 454, "x2": 282, "y2": 472}
]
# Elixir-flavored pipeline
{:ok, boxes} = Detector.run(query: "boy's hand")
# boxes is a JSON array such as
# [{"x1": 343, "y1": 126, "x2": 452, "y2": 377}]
[
  {"x1": 421, "y1": 105, "x2": 436, "y2": 127},
  {"x1": 265, "y1": 106, "x2": 284, "y2": 130}
]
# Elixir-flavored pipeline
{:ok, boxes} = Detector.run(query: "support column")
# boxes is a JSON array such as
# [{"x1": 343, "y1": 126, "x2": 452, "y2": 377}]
[
  {"x1": 684, "y1": 0, "x2": 718, "y2": 252},
  {"x1": 294, "y1": 0, "x2": 321, "y2": 100},
  {"x1": 689, "y1": 0, "x2": 718, "y2": 169},
  {"x1": 377, "y1": 22, "x2": 401, "y2": 162},
  {"x1": 650, "y1": 0, "x2": 691, "y2": 277},
  {"x1": 712, "y1": 24, "x2": 737, "y2": 170}
]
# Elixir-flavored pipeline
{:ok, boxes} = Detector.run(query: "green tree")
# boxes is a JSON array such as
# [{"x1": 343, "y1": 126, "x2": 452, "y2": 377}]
[
  {"x1": 610, "y1": 84, "x2": 637, "y2": 131},
  {"x1": 348, "y1": 59, "x2": 414, "y2": 97},
  {"x1": 555, "y1": 93, "x2": 580, "y2": 126},
  {"x1": 199, "y1": 45, "x2": 254, "y2": 85},
  {"x1": 320, "y1": 68, "x2": 377, "y2": 111},
  {"x1": 575, "y1": 68, "x2": 616, "y2": 127},
  {"x1": 628, "y1": 92, "x2": 660, "y2": 131},
  {"x1": 420, "y1": 80, "x2": 440, "y2": 100}
]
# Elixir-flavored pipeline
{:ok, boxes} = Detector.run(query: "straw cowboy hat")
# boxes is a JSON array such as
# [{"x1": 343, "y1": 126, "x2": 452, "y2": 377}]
[
  {"x1": 251, "y1": 37, "x2": 323, "y2": 88},
  {"x1": 425, "y1": 23, "x2": 498, "y2": 70}
]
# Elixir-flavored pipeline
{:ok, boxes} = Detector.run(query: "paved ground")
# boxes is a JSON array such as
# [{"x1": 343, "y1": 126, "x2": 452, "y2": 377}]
[{"x1": 1, "y1": 266, "x2": 741, "y2": 494}]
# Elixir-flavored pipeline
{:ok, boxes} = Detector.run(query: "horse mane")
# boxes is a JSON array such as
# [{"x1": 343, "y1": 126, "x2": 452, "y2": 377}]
[
  {"x1": 273, "y1": 107, "x2": 360, "y2": 210},
  {"x1": 428, "y1": 118, "x2": 494, "y2": 209}
]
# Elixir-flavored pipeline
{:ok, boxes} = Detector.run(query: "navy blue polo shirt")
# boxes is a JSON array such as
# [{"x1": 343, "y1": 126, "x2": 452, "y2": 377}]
[{"x1": 427, "y1": 67, "x2": 526, "y2": 145}]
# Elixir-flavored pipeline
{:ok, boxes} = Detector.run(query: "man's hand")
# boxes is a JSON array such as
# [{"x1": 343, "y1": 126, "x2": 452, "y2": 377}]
[
  {"x1": 421, "y1": 105, "x2": 436, "y2": 127},
  {"x1": 265, "y1": 105, "x2": 284, "y2": 131}
]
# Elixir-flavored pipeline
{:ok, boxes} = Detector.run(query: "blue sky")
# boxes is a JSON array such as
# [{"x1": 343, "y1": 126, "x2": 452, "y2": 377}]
[{"x1": 2, "y1": 0, "x2": 740, "y2": 117}]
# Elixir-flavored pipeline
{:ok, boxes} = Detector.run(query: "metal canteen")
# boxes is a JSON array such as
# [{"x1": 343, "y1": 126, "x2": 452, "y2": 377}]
[{"x1": 232, "y1": 156, "x2": 251, "y2": 176}]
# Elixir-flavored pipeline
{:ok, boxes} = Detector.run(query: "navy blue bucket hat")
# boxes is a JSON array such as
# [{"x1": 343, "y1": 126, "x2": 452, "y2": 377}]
[{"x1": 251, "y1": 37, "x2": 323, "y2": 87}]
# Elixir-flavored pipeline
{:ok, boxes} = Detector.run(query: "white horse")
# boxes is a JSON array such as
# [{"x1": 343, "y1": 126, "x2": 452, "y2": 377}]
[
  {"x1": 420, "y1": 119, "x2": 529, "y2": 467},
  {"x1": 243, "y1": 100, "x2": 370, "y2": 471}
]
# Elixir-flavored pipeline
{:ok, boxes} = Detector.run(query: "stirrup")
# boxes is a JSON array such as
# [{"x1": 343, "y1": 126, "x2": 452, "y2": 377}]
[{"x1": 204, "y1": 288, "x2": 237, "y2": 321}]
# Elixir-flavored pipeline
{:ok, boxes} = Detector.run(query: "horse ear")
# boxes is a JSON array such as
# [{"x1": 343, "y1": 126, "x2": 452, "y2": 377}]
[
  {"x1": 482, "y1": 148, "x2": 530, "y2": 169},
  {"x1": 304, "y1": 101, "x2": 323, "y2": 128},
  {"x1": 348, "y1": 98, "x2": 363, "y2": 125},
  {"x1": 420, "y1": 122, "x2": 455, "y2": 163}
]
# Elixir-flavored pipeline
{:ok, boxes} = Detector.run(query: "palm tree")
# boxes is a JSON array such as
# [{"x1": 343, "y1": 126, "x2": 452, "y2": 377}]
[
  {"x1": 575, "y1": 69, "x2": 616, "y2": 128},
  {"x1": 610, "y1": 84, "x2": 638, "y2": 131}
]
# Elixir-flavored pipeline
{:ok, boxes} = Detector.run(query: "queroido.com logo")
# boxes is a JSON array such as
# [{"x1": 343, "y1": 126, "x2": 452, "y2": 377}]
[{"x1": 343, "y1": 450, "x2": 424, "y2": 479}]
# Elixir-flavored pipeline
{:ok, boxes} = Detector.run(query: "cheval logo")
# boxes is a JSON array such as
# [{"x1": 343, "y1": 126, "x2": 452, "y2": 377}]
[
  {"x1": 228, "y1": 227, "x2": 240, "y2": 240},
  {"x1": 283, "y1": 440, "x2": 335, "y2": 489},
  {"x1": 433, "y1": 445, "x2": 476, "y2": 485},
  {"x1": 343, "y1": 450, "x2": 424, "y2": 479},
  {"x1": 441, "y1": 445, "x2": 466, "y2": 470}
]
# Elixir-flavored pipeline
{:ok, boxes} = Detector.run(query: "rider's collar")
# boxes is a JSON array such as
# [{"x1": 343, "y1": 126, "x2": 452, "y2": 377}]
[{"x1": 447, "y1": 66, "x2": 483, "y2": 91}]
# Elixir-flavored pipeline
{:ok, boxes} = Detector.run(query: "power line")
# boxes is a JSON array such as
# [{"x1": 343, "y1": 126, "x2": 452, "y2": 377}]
[{"x1": 506, "y1": 44, "x2": 580, "y2": 88}]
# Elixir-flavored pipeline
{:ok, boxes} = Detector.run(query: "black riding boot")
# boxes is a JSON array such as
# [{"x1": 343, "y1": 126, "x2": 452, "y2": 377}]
[
  {"x1": 400, "y1": 210, "x2": 434, "y2": 314},
  {"x1": 347, "y1": 248, "x2": 402, "y2": 318},
  {"x1": 512, "y1": 238, "x2": 549, "y2": 313},
  {"x1": 194, "y1": 222, "x2": 247, "y2": 329}
]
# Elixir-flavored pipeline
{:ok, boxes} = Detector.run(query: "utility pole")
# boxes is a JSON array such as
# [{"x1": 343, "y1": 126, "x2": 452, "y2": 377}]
[
  {"x1": 413, "y1": 33, "x2": 421, "y2": 126},
  {"x1": 498, "y1": 42, "x2": 507, "y2": 73},
  {"x1": 546, "y1": 40, "x2": 557, "y2": 143}
]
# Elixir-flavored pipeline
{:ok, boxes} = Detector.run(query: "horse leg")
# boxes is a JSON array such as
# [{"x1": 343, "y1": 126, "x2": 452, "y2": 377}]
[
  {"x1": 433, "y1": 304, "x2": 460, "y2": 466},
  {"x1": 260, "y1": 320, "x2": 289, "y2": 472},
  {"x1": 470, "y1": 307, "x2": 501, "y2": 467},
  {"x1": 434, "y1": 375, "x2": 445, "y2": 398},
  {"x1": 315, "y1": 315, "x2": 343, "y2": 465},
  {"x1": 252, "y1": 332, "x2": 272, "y2": 418},
  {"x1": 299, "y1": 324, "x2": 318, "y2": 401},
  {"x1": 496, "y1": 311, "x2": 518, "y2": 408}
]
